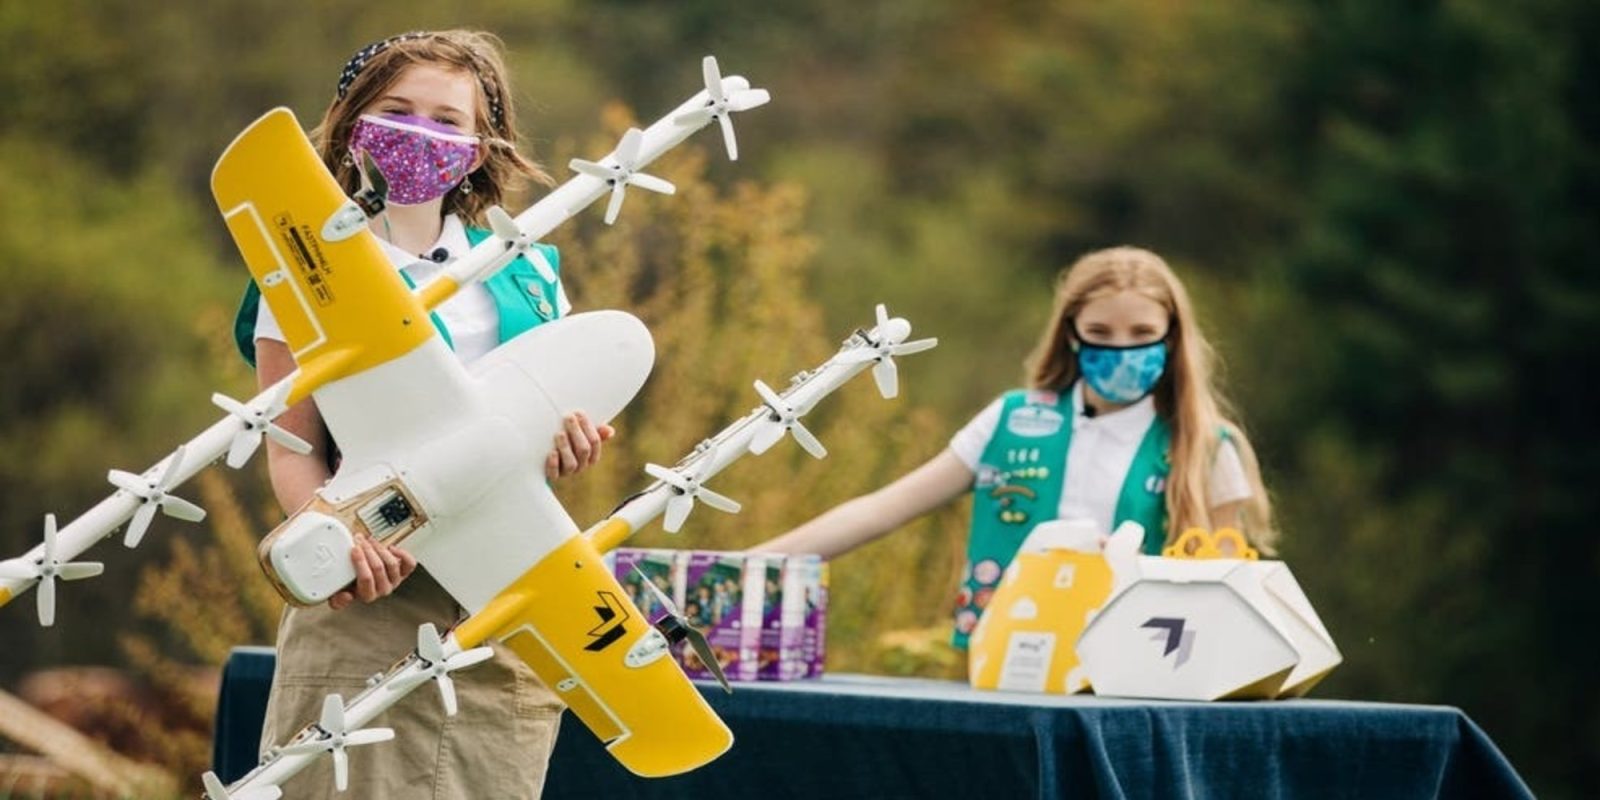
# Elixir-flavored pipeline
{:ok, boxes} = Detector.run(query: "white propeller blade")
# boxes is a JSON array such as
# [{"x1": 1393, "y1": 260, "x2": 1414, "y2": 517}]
[
  {"x1": 674, "y1": 56, "x2": 772, "y2": 161},
  {"x1": 37, "y1": 572, "x2": 55, "y2": 628},
  {"x1": 568, "y1": 128, "x2": 677, "y2": 225},
  {"x1": 748, "y1": 380, "x2": 827, "y2": 459},
  {"x1": 202, "y1": 771, "x2": 282, "y2": 800},
  {"x1": 0, "y1": 515, "x2": 105, "y2": 627},
  {"x1": 214, "y1": 383, "x2": 312, "y2": 469},
  {"x1": 717, "y1": 115, "x2": 738, "y2": 162},
  {"x1": 871, "y1": 356, "x2": 901, "y2": 400},
  {"x1": 386, "y1": 623, "x2": 495, "y2": 717},
  {"x1": 602, "y1": 179, "x2": 629, "y2": 227},
  {"x1": 889, "y1": 338, "x2": 938, "y2": 356},
  {"x1": 280, "y1": 694, "x2": 395, "y2": 793},
  {"x1": 643, "y1": 447, "x2": 742, "y2": 533},
  {"x1": 837, "y1": 304, "x2": 940, "y2": 399},
  {"x1": 625, "y1": 171, "x2": 677, "y2": 197},
  {"x1": 108, "y1": 445, "x2": 206, "y2": 548},
  {"x1": 486, "y1": 206, "x2": 558, "y2": 284}
]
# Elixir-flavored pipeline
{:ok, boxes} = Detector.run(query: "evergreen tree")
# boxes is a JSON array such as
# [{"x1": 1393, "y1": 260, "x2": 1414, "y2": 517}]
[{"x1": 1260, "y1": 1, "x2": 1600, "y2": 793}]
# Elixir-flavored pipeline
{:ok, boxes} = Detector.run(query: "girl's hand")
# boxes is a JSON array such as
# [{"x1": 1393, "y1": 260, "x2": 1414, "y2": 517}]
[
  {"x1": 328, "y1": 536, "x2": 418, "y2": 610},
  {"x1": 545, "y1": 411, "x2": 616, "y2": 481}
]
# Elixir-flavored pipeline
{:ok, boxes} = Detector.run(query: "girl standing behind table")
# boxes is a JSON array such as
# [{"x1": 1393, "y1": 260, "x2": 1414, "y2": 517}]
[{"x1": 751, "y1": 246, "x2": 1274, "y2": 646}]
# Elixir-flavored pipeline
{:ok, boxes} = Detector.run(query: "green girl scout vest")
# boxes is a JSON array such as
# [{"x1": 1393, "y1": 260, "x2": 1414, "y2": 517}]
[
  {"x1": 231, "y1": 226, "x2": 562, "y2": 366},
  {"x1": 952, "y1": 387, "x2": 1171, "y2": 648}
]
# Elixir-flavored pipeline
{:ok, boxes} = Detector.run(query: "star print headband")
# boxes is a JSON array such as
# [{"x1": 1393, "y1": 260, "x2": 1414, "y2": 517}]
[{"x1": 335, "y1": 31, "x2": 506, "y2": 130}]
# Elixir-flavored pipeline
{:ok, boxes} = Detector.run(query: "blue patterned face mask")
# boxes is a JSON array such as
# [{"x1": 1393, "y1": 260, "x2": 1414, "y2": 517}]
[{"x1": 1077, "y1": 340, "x2": 1168, "y2": 404}]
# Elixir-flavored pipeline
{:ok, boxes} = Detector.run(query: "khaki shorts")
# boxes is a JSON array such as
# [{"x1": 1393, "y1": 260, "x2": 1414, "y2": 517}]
[{"x1": 261, "y1": 572, "x2": 564, "y2": 799}]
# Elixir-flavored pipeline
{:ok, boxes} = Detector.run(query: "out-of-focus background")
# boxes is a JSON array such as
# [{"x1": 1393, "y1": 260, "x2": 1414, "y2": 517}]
[{"x1": 0, "y1": 0, "x2": 1595, "y2": 796}]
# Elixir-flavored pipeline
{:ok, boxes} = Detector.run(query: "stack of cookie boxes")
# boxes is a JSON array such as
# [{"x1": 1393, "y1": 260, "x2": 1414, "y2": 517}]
[{"x1": 610, "y1": 548, "x2": 828, "y2": 682}]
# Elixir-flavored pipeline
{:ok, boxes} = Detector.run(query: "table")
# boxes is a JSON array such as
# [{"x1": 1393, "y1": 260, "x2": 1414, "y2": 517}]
[{"x1": 213, "y1": 648, "x2": 1531, "y2": 799}]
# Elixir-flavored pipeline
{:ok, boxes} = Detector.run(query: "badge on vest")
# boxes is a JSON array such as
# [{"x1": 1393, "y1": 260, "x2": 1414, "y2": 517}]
[
  {"x1": 1005, "y1": 405, "x2": 1065, "y2": 438},
  {"x1": 526, "y1": 280, "x2": 556, "y2": 320},
  {"x1": 987, "y1": 484, "x2": 1037, "y2": 525}
]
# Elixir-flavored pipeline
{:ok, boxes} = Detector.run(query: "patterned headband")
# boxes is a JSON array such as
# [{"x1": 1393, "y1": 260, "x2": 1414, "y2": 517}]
[{"x1": 335, "y1": 32, "x2": 505, "y2": 130}]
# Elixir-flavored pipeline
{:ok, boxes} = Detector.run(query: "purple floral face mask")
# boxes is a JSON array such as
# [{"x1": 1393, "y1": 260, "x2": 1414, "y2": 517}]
[{"x1": 349, "y1": 113, "x2": 480, "y2": 206}]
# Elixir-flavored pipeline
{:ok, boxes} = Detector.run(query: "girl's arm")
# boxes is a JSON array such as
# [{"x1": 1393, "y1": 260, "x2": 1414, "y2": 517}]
[
  {"x1": 255, "y1": 338, "x2": 416, "y2": 609},
  {"x1": 750, "y1": 449, "x2": 974, "y2": 560},
  {"x1": 255, "y1": 340, "x2": 331, "y2": 512}
]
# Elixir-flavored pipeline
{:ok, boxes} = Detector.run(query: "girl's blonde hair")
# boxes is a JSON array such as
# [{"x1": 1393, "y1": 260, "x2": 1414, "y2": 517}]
[
  {"x1": 1025, "y1": 246, "x2": 1278, "y2": 552},
  {"x1": 310, "y1": 30, "x2": 554, "y2": 227}
]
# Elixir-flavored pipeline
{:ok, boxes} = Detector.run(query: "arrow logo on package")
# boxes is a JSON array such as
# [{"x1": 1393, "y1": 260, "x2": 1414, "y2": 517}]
[{"x1": 1142, "y1": 616, "x2": 1195, "y2": 667}]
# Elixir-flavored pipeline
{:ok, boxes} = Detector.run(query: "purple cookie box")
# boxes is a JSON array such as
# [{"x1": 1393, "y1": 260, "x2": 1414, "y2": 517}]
[
  {"x1": 799, "y1": 558, "x2": 829, "y2": 678},
  {"x1": 612, "y1": 547, "x2": 681, "y2": 623},
  {"x1": 681, "y1": 551, "x2": 760, "y2": 682},
  {"x1": 611, "y1": 548, "x2": 827, "y2": 681},
  {"x1": 760, "y1": 554, "x2": 819, "y2": 680}
]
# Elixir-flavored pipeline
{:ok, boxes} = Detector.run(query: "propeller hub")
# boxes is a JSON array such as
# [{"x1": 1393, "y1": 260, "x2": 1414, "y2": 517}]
[
  {"x1": 880, "y1": 318, "x2": 912, "y2": 343},
  {"x1": 653, "y1": 615, "x2": 692, "y2": 645}
]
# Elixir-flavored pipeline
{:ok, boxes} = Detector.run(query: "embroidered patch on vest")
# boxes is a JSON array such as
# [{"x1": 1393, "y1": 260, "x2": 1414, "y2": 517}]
[
  {"x1": 973, "y1": 559, "x2": 1003, "y2": 585},
  {"x1": 988, "y1": 484, "x2": 1037, "y2": 525},
  {"x1": 955, "y1": 609, "x2": 979, "y2": 635},
  {"x1": 974, "y1": 464, "x2": 1006, "y2": 489},
  {"x1": 1024, "y1": 389, "x2": 1060, "y2": 405},
  {"x1": 1005, "y1": 405, "x2": 1066, "y2": 438}
]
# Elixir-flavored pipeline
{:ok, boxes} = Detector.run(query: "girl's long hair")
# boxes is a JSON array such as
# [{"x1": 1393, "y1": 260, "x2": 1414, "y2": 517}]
[
  {"x1": 1025, "y1": 247, "x2": 1277, "y2": 552},
  {"x1": 309, "y1": 30, "x2": 554, "y2": 227}
]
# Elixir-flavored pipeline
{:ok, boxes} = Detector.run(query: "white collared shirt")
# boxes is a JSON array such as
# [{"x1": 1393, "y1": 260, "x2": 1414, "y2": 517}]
[
  {"x1": 950, "y1": 382, "x2": 1251, "y2": 535},
  {"x1": 253, "y1": 215, "x2": 571, "y2": 365}
]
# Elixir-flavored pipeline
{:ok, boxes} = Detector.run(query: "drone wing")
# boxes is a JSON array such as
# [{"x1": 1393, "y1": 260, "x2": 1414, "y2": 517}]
[
  {"x1": 210, "y1": 107, "x2": 434, "y2": 403},
  {"x1": 452, "y1": 533, "x2": 733, "y2": 778}
]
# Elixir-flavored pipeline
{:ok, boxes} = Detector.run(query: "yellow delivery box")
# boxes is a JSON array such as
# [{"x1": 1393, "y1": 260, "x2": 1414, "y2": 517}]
[{"x1": 967, "y1": 519, "x2": 1117, "y2": 694}]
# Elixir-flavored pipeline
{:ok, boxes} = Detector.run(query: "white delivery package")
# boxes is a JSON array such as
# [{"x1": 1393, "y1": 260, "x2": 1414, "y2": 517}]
[{"x1": 1075, "y1": 525, "x2": 1341, "y2": 701}]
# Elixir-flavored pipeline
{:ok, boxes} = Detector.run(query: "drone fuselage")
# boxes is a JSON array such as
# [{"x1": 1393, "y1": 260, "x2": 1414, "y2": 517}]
[{"x1": 259, "y1": 312, "x2": 653, "y2": 612}]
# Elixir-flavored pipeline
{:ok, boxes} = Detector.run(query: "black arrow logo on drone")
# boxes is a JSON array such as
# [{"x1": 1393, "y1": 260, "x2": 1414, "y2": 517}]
[
  {"x1": 585, "y1": 591, "x2": 630, "y2": 652},
  {"x1": 1142, "y1": 617, "x2": 1187, "y2": 656}
]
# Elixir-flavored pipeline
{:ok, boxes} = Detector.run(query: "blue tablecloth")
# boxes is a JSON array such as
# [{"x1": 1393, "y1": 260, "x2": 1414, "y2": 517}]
[{"x1": 213, "y1": 648, "x2": 1531, "y2": 799}]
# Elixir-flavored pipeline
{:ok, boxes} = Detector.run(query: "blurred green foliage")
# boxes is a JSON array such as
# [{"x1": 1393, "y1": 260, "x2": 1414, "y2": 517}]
[{"x1": 0, "y1": 0, "x2": 1595, "y2": 796}]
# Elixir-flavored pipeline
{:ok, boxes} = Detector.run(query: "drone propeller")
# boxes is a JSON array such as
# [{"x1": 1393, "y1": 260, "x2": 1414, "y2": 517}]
[
  {"x1": 201, "y1": 771, "x2": 282, "y2": 800},
  {"x1": 485, "y1": 206, "x2": 558, "y2": 284},
  {"x1": 386, "y1": 623, "x2": 496, "y2": 717},
  {"x1": 748, "y1": 380, "x2": 827, "y2": 459},
  {"x1": 280, "y1": 694, "x2": 395, "y2": 793},
  {"x1": 107, "y1": 445, "x2": 206, "y2": 549},
  {"x1": 632, "y1": 566, "x2": 732, "y2": 694},
  {"x1": 643, "y1": 445, "x2": 742, "y2": 533},
  {"x1": 0, "y1": 514, "x2": 104, "y2": 627},
  {"x1": 837, "y1": 303, "x2": 939, "y2": 399},
  {"x1": 674, "y1": 55, "x2": 772, "y2": 161},
  {"x1": 213, "y1": 383, "x2": 313, "y2": 469},
  {"x1": 569, "y1": 128, "x2": 677, "y2": 225}
]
